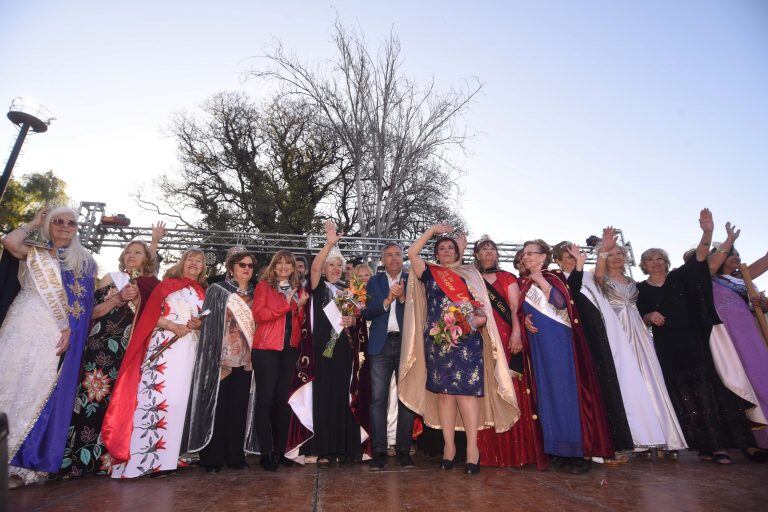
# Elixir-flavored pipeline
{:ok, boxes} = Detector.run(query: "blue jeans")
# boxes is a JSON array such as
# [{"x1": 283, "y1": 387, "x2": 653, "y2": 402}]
[{"x1": 369, "y1": 333, "x2": 415, "y2": 453}]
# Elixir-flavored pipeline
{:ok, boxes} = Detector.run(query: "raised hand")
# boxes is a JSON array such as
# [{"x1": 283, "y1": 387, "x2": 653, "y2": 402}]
[
  {"x1": 151, "y1": 221, "x2": 167, "y2": 243},
  {"x1": 529, "y1": 270, "x2": 547, "y2": 287},
  {"x1": 725, "y1": 222, "x2": 741, "y2": 243},
  {"x1": 456, "y1": 232, "x2": 468, "y2": 254},
  {"x1": 31, "y1": 206, "x2": 51, "y2": 229},
  {"x1": 566, "y1": 243, "x2": 587, "y2": 266},
  {"x1": 324, "y1": 219, "x2": 343, "y2": 245},
  {"x1": 430, "y1": 223, "x2": 454, "y2": 236},
  {"x1": 601, "y1": 226, "x2": 618, "y2": 253},
  {"x1": 699, "y1": 208, "x2": 714, "y2": 233}
]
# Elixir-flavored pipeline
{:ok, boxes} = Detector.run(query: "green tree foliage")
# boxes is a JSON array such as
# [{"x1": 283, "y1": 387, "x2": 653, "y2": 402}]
[{"x1": 0, "y1": 170, "x2": 69, "y2": 233}]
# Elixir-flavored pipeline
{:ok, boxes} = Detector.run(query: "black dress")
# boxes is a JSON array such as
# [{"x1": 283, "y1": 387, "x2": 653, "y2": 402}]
[
  {"x1": 567, "y1": 270, "x2": 634, "y2": 451},
  {"x1": 636, "y1": 258, "x2": 754, "y2": 451},
  {"x1": 304, "y1": 277, "x2": 362, "y2": 460}
]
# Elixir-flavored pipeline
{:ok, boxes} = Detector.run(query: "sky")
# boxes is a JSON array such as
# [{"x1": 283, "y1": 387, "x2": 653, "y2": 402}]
[{"x1": 1, "y1": 0, "x2": 767, "y2": 283}]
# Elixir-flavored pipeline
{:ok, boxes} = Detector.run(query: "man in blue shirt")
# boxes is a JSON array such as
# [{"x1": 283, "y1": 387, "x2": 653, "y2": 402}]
[{"x1": 363, "y1": 243, "x2": 416, "y2": 470}]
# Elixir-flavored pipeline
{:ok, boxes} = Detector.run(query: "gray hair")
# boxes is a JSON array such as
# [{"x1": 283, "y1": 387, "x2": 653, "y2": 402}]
[
  {"x1": 42, "y1": 206, "x2": 97, "y2": 275},
  {"x1": 639, "y1": 248, "x2": 671, "y2": 275},
  {"x1": 380, "y1": 242, "x2": 403, "y2": 259}
]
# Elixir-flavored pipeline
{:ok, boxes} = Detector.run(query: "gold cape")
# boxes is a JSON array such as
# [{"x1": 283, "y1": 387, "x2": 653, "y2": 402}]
[{"x1": 398, "y1": 263, "x2": 520, "y2": 432}]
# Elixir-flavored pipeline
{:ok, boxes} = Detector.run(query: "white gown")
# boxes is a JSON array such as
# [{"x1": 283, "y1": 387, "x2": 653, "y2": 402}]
[
  {"x1": 600, "y1": 277, "x2": 687, "y2": 450},
  {"x1": 0, "y1": 264, "x2": 62, "y2": 484},
  {"x1": 111, "y1": 286, "x2": 203, "y2": 478}
]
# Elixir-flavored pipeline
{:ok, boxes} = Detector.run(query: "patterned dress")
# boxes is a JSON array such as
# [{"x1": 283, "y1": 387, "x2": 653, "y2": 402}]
[
  {"x1": 420, "y1": 267, "x2": 484, "y2": 396},
  {"x1": 110, "y1": 286, "x2": 203, "y2": 478},
  {"x1": 61, "y1": 283, "x2": 134, "y2": 476}
]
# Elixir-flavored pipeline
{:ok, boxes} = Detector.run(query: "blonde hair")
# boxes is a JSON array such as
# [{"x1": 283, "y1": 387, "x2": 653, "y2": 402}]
[
  {"x1": 260, "y1": 250, "x2": 300, "y2": 290},
  {"x1": 42, "y1": 205, "x2": 97, "y2": 275},
  {"x1": 353, "y1": 263, "x2": 373, "y2": 278},
  {"x1": 118, "y1": 240, "x2": 156, "y2": 276},
  {"x1": 163, "y1": 248, "x2": 208, "y2": 287}
]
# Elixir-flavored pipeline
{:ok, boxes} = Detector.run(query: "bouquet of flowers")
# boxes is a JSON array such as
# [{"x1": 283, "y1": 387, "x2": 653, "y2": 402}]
[
  {"x1": 429, "y1": 301, "x2": 481, "y2": 349},
  {"x1": 323, "y1": 276, "x2": 368, "y2": 358}
]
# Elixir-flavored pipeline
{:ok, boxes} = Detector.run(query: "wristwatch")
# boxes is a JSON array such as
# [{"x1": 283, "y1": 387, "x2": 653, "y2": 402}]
[{"x1": 599, "y1": 252, "x2": 610, "y2": 259}]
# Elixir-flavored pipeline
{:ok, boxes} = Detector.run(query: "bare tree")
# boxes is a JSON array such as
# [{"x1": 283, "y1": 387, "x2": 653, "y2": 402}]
[{"x1": 250, "y1": 20, "x2": 479, "y2": 238}]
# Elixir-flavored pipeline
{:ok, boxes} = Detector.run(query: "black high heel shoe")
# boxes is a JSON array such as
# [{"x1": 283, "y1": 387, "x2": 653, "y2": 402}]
[
  {"x1": 440, "y1": 458, "x2": 455, "y2": 470},
  {"x1": 465, "y1": 461, "x2": 480, "y2": 475}
]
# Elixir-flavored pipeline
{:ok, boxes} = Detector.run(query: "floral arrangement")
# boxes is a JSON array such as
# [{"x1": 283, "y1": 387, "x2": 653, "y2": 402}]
[
  {"x1": 429, "y1": 301, "x2": 480, "y2": 349},
  {"x1": 347, "y1": 274, "x2": 369, "y2": 308},
  {"x1": 323, "y1": 276, "x2": 368, "y2": 358}
]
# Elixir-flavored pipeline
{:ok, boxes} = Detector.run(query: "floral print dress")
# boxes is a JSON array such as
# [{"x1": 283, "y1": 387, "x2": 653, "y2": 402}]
[
  {"x1": 61, "y1": 283, "x2": 134, "y2": 476},
  {"x1": 420, "y1": 266, "x2": 484, "y2": 396},
  {"x1": 110, "y1": 286, "x2": 203, "y2": 478}
]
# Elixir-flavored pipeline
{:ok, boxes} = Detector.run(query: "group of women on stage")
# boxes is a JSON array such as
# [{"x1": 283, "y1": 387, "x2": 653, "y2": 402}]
[{"x1": 2, "y1": 205, "x2": 768, "y2": 489}]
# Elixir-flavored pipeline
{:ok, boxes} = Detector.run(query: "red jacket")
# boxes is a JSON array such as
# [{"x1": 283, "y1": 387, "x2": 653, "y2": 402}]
[{"x1": 251, "y1": 280, "x2": 306, "y2": 350}]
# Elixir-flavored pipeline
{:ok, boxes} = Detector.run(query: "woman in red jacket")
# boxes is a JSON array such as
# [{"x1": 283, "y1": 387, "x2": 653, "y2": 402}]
[{"x1": 252, "y1": 250, "x2": 308, "y2": 471}]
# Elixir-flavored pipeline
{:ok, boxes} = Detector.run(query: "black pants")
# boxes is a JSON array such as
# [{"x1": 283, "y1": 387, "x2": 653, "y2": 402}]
[
  {"x1": 369, "y1": 333, "x2": 415, "y2": 453},
  {"x1": 199, "y1": 366, "x2": 252, "y2": 468},
  {"x1": 252, "y1": 347, "x2": 298, "y2": 456}
]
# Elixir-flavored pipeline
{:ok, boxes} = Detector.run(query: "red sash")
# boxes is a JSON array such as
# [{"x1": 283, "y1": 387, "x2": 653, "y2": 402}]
[{"x1": 428, "y1": 264, "x2": 477, "y2": 304}]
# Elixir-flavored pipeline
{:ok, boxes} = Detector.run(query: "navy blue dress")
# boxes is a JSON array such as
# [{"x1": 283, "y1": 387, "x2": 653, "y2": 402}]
[
  {"x1": 420, "y1": 266, "x2": 484, "y2": 396},
  {"x1": 522, "y1": 286, "x2": 583, "y2": 457}
]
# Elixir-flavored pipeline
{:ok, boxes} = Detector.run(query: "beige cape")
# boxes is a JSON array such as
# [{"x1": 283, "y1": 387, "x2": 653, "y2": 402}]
[{"x1": 398, "y1": 263, "x2": 519, "y2": 432}]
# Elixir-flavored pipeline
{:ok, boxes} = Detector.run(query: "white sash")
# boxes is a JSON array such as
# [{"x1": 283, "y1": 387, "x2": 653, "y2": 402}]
[
  {"x1": 524, "y1": 283, "x2": 571, "y2": 328},
  {"x1": 27, "y1": 246, "x2": 70, "y2": 331},
  {"x1": 226, "y1": 293, "x2": 255, "y2": 341}
]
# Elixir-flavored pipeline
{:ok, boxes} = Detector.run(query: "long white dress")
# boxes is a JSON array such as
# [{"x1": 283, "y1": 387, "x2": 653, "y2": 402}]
[
  {"x1": 577, "y1": 272, "x2": 669, "y2": 449},
  {"x1": 602, "y1": 277, "x2": 687, "y2": 451},
  {"x1": 111, "y1": 286, "x2": 203, "y2": 478},
  {"x1": 0, "y1": 265, "x2": 62, "y2": 483}
]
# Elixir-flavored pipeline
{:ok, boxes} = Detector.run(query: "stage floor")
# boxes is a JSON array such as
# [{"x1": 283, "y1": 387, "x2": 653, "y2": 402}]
[{"x1": 6, "y1": 451, "x2": 768, "y2": 512}]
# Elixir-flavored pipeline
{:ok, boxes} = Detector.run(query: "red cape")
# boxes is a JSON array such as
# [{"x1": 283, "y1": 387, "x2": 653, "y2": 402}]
[
  {"x1": 102, "y1": 277, "x2": 204, "y2": 464},
  {"x1": 517, "y1": 270, "x2": 613, "y2": 458}
]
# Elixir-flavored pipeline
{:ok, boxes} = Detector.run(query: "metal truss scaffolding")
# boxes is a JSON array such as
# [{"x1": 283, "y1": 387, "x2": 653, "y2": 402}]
[{"x1": 77, "y1": 201, "x2": 637, "y2": 268}]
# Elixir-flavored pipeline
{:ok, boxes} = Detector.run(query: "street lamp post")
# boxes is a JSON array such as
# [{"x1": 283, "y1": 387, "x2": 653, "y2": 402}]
[{"x1": 0, "y1": 97, "x2": 53, "y2": 202}]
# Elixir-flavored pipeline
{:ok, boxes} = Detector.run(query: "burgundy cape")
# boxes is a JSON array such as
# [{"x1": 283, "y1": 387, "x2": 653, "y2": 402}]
[
  {"x1": 517, "y1": 270, "x2": 614, "y2": 458},
  {"x1": 102, "y1": 277, "x2": 204, "y2": 464}
]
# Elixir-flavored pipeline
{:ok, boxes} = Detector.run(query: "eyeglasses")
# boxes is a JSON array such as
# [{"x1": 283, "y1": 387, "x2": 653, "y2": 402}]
[
  {"x1": 51, "y1": 218, "x2": 77, "y2": 228},
  {"x1": 521, "y1": 251, "x2": 544, "y2": 257},
  {"x1": 237, "y1": 262, "x2": 255, "y2": 269}
]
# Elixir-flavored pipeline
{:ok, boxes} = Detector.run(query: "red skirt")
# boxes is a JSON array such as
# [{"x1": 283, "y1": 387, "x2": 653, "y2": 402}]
[{"x1": 478, "y1": 373, "x2": 548, "y2": 469}]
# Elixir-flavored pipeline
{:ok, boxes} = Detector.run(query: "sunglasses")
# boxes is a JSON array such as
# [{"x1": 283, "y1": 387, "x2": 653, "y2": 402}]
[
  {"x1": 51, "y1": 218, "x2": 77, "y2": 228},
  {"x1": 521, "y1": 251, "x2": 544, "y2": 257},
  {"x1": 236, "y1": 262, "x2": 254, "y2": 269}
]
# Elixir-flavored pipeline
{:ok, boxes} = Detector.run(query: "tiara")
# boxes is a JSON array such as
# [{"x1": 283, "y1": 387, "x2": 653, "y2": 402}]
[
  {"x1": 327, "y1": 245, "x2": 346, "y2": 265},
  {"x1": 227, "y1": 245, "x2": 248, "y2": 257}
]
